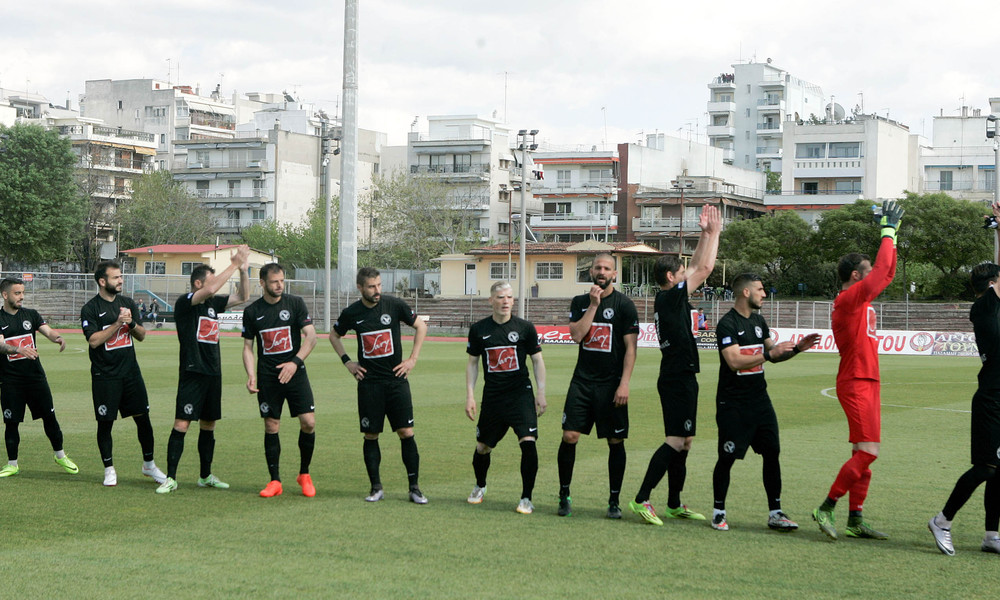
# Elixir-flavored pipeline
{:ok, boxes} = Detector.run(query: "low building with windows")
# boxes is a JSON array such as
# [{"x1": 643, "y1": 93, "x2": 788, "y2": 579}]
[
  {"x1": 436, "y1": 240, "x2": 661, "y2": 298},
  {"x1": 121, "y1": 244, "x2": 274, "y2": 276}
]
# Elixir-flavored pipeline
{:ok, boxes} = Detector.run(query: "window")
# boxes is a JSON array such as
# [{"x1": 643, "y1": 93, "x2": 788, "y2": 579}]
[
  {"x1": 159, "y1": 133, "x2": 166, "y2": 146},
  {"x1": 576, "y1": 256, "x2": 595, "y2": 283},
  {"x1": 144, "y1": 261, "x2": 165, "y2": 274},
  {"x1": 546, "y1": 202, "x2": 571, "y2": 214},
  {"x1": 557, "y1": 170, "x2": 571, "y2": 187},
  {"x1": 829, "y1": 142, "x2": 861, "y2": 158},
  {"x1": 117, "y1": 100, "x2": 123, "y2": 110},
  {"x1": 226, "y1": 208, "x2": 240, "y2": 220},
  {"x1": 252, "y1": 209, "x2": 266, "y2": 220},
  {"x1": 985, "y1": 170, "x2": 996, "y2": 192},
  {"x1": 745, "y1": 108, "x2": 751, "y2": 117},
  {"x1": 536, "y1": 262, "x2": 563, "y2": 280},
  {"x1": 795, "y1": 143, "x2": 825, "y2": 159},
  {"x1": 802, "y1": 182, "x2": 819, "y2": 195},
  {"x1": 940, "y1": 171, "x2": 953, "y2": 191},
  {"x1": 180, "y1": 262, "x2": 199, "y2": 276},
  {"x1": 489, "y1": 262, "x2": 517, "y2": 280},
  {"x1": 195, "y1": 180, "x2": 209, "y2": 195},
  {"x1": 498, "y1": 222, "x2": 510, "y2": 235},
  {"x1": 589, "y1": 169, "x2": 612, "y2": 182},
  {"x1": 835, "y1": 180, "x2": 861, "y2": 193},
  {"x1": 454, "y1": 154, "x2": 472, "y2": 173},
  {"x1": 428, "y1": 155, "x2": 443, "y2": 172},
  {"x1": 228, "y1": 180, "x2": 241, "y2": 197}
]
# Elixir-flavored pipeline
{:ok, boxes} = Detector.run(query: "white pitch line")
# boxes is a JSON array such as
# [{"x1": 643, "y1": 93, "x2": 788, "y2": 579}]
[{"x1": 819, "y1": 387, "x2": 971, "y2": 414}]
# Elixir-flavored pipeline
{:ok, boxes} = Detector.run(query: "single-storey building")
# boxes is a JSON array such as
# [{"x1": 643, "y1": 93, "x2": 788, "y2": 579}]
[
  {"x1": 121, "y1": 244, "x2": 275, "y2": 277},
  {"x1": 436, "y1": 240, "x2": 663, "y2": 298}
]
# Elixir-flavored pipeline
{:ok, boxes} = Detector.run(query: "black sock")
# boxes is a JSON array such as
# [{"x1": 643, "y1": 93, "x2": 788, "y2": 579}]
[
  {"x1": 298, "y1": 431, "x2": 315, "y2": 475},
  {"x1": 133, "y1": 414, "x2": 155, "y2": 462},
  {"x1": 97, "y1": 420, "x2": 114, "y2": 467},
  {"x1": 166, "y1": 428, "x2": 186, "y2": 479},
  {"x1": 667, "y1": 450, "x2": 689, "y2": 509},
  {"x1": 264, "y1": 432, "x2": 281, "y2": 481},
  {"x1": 400, "y1": 435, "x2": 419, "y2": 488},
  {"x1": 197, "y1": 429, "x2": 214, "y2": 479},
  {"x1": 942, "y1": 464, "x2": 995, "y2": 521},
  {"x1": 557, "y1": 441, "x2": 576, "y2": 498},
  {"x1": 762, "y1": 452, "x2": 782, "y2": 512},
  {"x1": 41, "y1": 414, "x2": 63, "y2": 452},
  {"x1": 363, "y1": 438, "x2": 382, "y2": 487},
  {"x1": 4, "y1": 422, "x2": 20, "y2": 462},
  {"x1": 519, "y1": 440, "x2": 538, "y2": 501},
  {"x1": 820, "y1": 497, "x2": 838, "y2": 512},
  {"x1": 608, "y1": 441, "x2": 626, "y2": 505},
  {"x1": 472, "y1": 450, "x2": 491, "y2": 488},
  {"x1": 713, "y1": 454, "x2": 736, "y2": 511},
  {"x1": 635, "y1": 443, "x2": 675, "y2": 504}
]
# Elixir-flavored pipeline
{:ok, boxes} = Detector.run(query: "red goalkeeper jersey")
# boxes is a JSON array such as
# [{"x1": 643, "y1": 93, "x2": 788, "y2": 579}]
[{"x1": 832, "y1": 236, "x2": 897, "y2": 383}]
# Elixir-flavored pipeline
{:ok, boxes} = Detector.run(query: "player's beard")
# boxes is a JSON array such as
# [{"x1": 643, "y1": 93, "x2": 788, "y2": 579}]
[
  {"x1": 264, "y1": 286, "x2": 282, "y2": 300},
  {"x1": 362, "y1": 291, "x2": 380, "y2": 304},
  {"x1": 749, "y1": 297, "x2": 762, "y2": 311},
  {"x1": 103, "y1": 281, "x2": 121, "y2": 296},
  {"x1": 592, "y1": 274, "x2": 611, "y2": 289}
]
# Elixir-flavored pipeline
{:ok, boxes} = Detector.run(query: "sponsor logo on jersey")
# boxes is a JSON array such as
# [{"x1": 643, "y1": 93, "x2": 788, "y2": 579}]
[
  {"x1": 197, "y1": 316, "x2": 221, "y2": 344},
  {"x1": 380, "y1": 314, "x2": 391, "y2": 325},
  {"x1": 866, "y1": 306, "x2": 877, "y2": 338},
  {"x1": 507, "y1": 331, "x2": 519, "y2": 343},
  {"x1": 582, "y1": 323, "x2": 613, "y2": 352},
  {"x1": 736, "y1": 344, "x2": 765, "y2": 375},
  {"x1": 603, "y1": 308, "x2": 615, "y2": 320},
  {"x1": 260, "y1": 326, "x2": 293, "y2": 355},
  {"x1": 485, "y1": 345, "x2": 519, "y2": 373},
  {"x1": 279, "y1": 309, "x2": 291, "y2": 321},
  {"x1": 183, "y1": 404, "x2": 194, "y2": 415},
  {"x1": 5, "y1": 333, "x2": 34, "y2": 362},
  {"x1": 361, "y1": 328, "x2": 393, "y2": 359},
  {"x1": 103, "y1": 323, "x2": 133, "y2": 351}
]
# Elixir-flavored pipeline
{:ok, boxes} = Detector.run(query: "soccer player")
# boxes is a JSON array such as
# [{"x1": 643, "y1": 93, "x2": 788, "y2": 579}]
[
  {"x1": 928, "y1": 200, "x2": 1000, "y2": 556},
  {"x1": 156, "y1": 245, "x2": 250, "y2": 494},
  {"x1": 557, "y1": 253, "x2": 639, "y2": 519},
  {"x1": 81, "y1": 261, "x2": 166, "y2": 487},
  {"x1": 629, "y1": 205, "x2": 720, "y2": 525},
  {"x1": 242, "y1": 263, "x2": 318, "y2": 498},
  {"x1": 465, "y1": 281, "x2": 547, "y2": 514},
  {"x1": 812, "y1": 200, "x2": 903, "y2": 541},
  {"x1": 329, "y1": 267, "x2": 429, "y2": 504},
  {"x1": 0, "y1": 278, "x2": 78, "y2": 478},
  {"x1": 710, "y1": 273, "x2": 820, "y2": 532}
]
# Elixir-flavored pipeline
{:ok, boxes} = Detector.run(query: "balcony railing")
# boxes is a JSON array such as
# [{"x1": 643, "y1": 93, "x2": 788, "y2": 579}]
[
  {"x1": 756, "y1": 122, "x2": 782, "y2": 131},
  {"x1": 215, "y1": 218, "x2": 266, "y2": 230},
  {"x1": 196, "y1": 189, "x2": 269, "y2": 200},
  {"x1": 410, "y1": 163, "x2": 489, "y2": 175},
  {"x1": 92, "y1": 125, "x2": 156, "y2": 142},
  {"x1": 756, "y1": 147, "x2": 782, "y2": 156},
  {"x1": 924, "y1": 181, "x2": 975, "y2": 191},
  {"x1": 530, "y1": 213, "x2": 618, "y2": 228},
  {"x1": 632, "y1": 217, "x2": 706, "y2": 232},
  {"x1": 184, "y1": 159, "x2": 268, "y2": 170}
]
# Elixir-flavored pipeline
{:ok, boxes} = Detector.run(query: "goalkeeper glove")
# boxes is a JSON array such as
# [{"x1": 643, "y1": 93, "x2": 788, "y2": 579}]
[{"x1": 880, "y1": 200, "x2": 904, "y2": 244}]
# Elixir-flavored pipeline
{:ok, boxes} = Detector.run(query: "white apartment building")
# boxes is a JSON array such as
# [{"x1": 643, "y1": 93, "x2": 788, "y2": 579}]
[
  {"x1": 529, "y1": 150, "x2": 618, "y2": 242},
  {"x1": 405, "y1": 115, "x2": 540, "y2": 243},
  {"x1": 707, "y1": 61, "x2": 825, "y2": 172},
  {"x1": 768, "y1": 115, "x2": 919, "y2": 226},
  {"x1": 920, "y1": 102, "x2": 1000, "y2": 202}
]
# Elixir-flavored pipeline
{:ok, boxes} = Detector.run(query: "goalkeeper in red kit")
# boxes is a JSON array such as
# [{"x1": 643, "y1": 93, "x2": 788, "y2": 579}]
[{"x1": 812, "y1": 200, "x2": 903, "y2": 541}]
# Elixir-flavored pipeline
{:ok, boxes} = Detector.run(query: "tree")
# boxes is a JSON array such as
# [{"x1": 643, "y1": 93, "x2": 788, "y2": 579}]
[
  {"x1": 814, "y1": 199, "x2": 882, "y2": 263},
  {"x1": 240, "y1": 196, "x2": 335, "y2": 270},
  {"x1": 361, "y1": 169, "x2": 482, "y2": 269},
  {"x1": 0, "y1": 123, "x2": 87, "y2": 263},
  {"x1": 765, "y1": 170, "x2": 781, "y2": 193},
  {"x1": 719, "y1": 210, "x2": 818, "y2": 291},
  {"x1": 115, "y1": 170, "x2": 215, "y2": 250}
]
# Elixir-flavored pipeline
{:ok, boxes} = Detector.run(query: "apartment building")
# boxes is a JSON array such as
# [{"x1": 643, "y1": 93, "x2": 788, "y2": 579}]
[
  {"x1": 920, "y1": 101, "x2": 1000, "y2": 202},
  {"x1": 529, "y1": 150, "x2": 618, "y2": 242},
  {"x1": 707, "y1": 60, "x2": 825, "y2": 172}
]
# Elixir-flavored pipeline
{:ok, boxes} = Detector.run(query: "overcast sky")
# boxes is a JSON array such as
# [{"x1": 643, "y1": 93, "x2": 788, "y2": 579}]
[{"x1": 3, "y1": 0, "x2": 995, "y2": 148}]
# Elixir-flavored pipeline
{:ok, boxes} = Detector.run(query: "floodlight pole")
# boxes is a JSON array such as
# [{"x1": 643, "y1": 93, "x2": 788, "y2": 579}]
[
  {"x1": 516, "y1": 129, "x2": 537, "y2": 318},
  {"x1": 339, "y1": 0, "x2": 359, "y2": 294}
]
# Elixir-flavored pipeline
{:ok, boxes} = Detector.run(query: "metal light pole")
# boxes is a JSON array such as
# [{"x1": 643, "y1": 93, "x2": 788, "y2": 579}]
[
  {"x1": 988, "y1": 115, "x2": 999, "y2": 262},
  {"x1": 338, "y1": 0, "x2": 359, "y2": 293},
  {"x1": 516, "y1": 129, "x2": 538, "y2": 318},
  {"x1": 672, "y1": 179, "x2": 693, "y2": 258}
]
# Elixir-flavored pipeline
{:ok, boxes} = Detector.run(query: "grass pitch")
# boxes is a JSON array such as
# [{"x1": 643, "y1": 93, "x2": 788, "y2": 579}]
[{"x1": 1, "y1": 333, "x2": 993, "y2": 599}]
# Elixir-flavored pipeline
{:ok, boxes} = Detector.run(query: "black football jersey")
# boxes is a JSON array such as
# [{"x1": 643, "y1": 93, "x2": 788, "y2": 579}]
[
  {"x1": 175, "y1": 292, "x2": 229, "y2": 375},
  {"x1": 467, "y1": 315, "x2": 541, "y2": 394},
  {"x1": 716, "y1": 308, "x2": 770, "y2": 404},
  {"x1": 81, "y1": 294, "x2": 143, "y2": 378},
  {"x1": 971, "y1": 290, "x2": 1000, "y2": 392},
  {"x1": 0, "y1": 307, "x2": 47, "y2": 381},
  {"x1": 241, "y1": 294, "x2": 312, "y2": 377},
  {"x1": 333, "y1": 294, "x2": 417, "y2": 381},
  {"x1": 568, "y1": 289, "x2": 639, "y2": 384},
  {"x1": 654, "y1": 281, "x2": 699, "y2": 375}
]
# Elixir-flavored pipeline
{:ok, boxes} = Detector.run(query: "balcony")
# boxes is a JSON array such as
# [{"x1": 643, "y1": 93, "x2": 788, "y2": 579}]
[
  {"x1": 759, "y1": 74, "x2": 787, "y2": 89},
  {"x1": 410, "y1": 163, "x2": 490, "y2": 181},
  {"x1": 214, "y1": 218, "x2": 266, "y2": 232},
  {"x1": 195, "y1": 189, "x2": 270, "y2": 201},
  {"x1": 756, "y1": 98, "x2": 785, "y2": 113},
  {"x1": 764, "y1": 191, "x2": 863, "y2": 208},
  {"x1": 79, "y1": 156, "x2": 152, "y2": 173},
  {"x1": 924, "y1": 181, "x2": 975, "y2": 192},
  {"x1": 708, "y1": 75, "x2": 736, "y2": 90},
  {"x1": 793, "y1": 159, "x2": 863, "y2": 177},
  {"x1": 179, "y1": 159, "x2": 269, "y2": 172},
  {"x1": 756, "y1": 122, "x2": 782, "y2": 135},
  {"x1": 707, "y1": 125, "x2": 735, "y2": 138},
  {"x1": 632, "y1": 216, "x2": 707, "y2": 233},
  {"x1": 529, "y1": 213, "x2": 618, "y2": 231},
  {"x1": 722, "y1": 148, "x2": 735, "y2": 163},
  {"x1": 756, "y1": 147, "x2": 782, "y2": 158},
  {"x1": 707, "y1": 101, "x2": 736, "y2": 114}
]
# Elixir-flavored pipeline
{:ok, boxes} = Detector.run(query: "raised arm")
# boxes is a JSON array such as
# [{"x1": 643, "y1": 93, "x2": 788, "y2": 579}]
[{"x1": 685, "y1": 205, "x2": 722, "y2": 292}]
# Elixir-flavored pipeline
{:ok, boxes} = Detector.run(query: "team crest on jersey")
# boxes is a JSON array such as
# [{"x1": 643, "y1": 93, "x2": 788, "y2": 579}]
[
  {"x1": 259, "y1": 402, "x2": 269, "y2": 414},
  {"x1": 21, "y1": 320, "x2": 30, "y2": 331},
  {"x1": 183, "y1": 404, "x2": 194, "y2": 415},
  {"x1": 98, "y1": 405, "x2": 108, "y2": 416},
  {"x1": 380, "y1": 314, "x2": 391, "y2": 325},
  {"x1": 260, "y1": 326, "x2": 293, "y2": 355},
  {"x1": 197, "y1": 316, "x2": 220, "y2": 344},
  {"x1": 723, "y1": 441, "x2": 735, "y2": 454},
  {"x1": 866, "y1": 306, "x2": 877, "y2": 338},
  {"x1": 103, "y1": 323, "x2": 133, "y2": 351},
  {"x1": 5, "y1": 334, "x2": 34, "y2": 362},
  {"x1": 754, "y1": 326, "x2": 763, "y2": 338},
  {"x1": 361, "y1": 328, "x2": 393, "y2": 359},
  {"x1": 486, "y1": 346, "x2": 519, "y2": 373},
  {"x1": 582, "y1": 323, "x2": 613, "y2": 353},
  {"x1": 279, "y1": 309, "x2": 291, "y2": 321},
  {"x1": 507, "y1": 331, "x2": 519, "y2": 343},
  {"x1": 603, "y1": 308, "x2": 615, "y2": 320},
  {"x1": 207, "y1": 307, "x2": 217, "y2": 318}
]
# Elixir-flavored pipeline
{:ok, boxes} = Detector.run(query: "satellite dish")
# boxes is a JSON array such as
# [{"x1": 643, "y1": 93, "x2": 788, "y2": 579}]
[
  {"x1": 826, "y1": 102, "x2": 846, "y2": 121},
  {"x1": 766, "y1": 57, "x2": 772, "y2": 64}
]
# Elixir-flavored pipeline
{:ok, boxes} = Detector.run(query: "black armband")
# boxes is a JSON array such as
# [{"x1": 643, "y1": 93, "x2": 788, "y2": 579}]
[
  {"x1": 340, "y1": 354, "x2": 351, "y2": 364},
  {"x1": 763, "y1": 349, "x2": 772, "y2": 362},
  {"x1": 792, "y1": 346, "x2": 801, "y2": 356},
  {"x1": 291, "y1": 356, "x2": 305, "y2": 368}
]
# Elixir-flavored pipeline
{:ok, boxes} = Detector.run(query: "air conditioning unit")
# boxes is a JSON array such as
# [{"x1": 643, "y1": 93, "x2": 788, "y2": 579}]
[{"x1": 248, "y1": 160, "x2": 261, "y2": 168}]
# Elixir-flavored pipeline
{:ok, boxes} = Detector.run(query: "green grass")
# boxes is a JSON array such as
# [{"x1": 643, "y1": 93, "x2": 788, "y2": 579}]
[{"x1": 2, "y1": 334, "x2": 994, "y2": 598}]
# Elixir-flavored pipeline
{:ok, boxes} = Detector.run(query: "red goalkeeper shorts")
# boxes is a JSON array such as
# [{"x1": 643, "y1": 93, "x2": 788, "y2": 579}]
[{"x1": 836, "y1": 378, "x2": 880, "y2": 443}]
